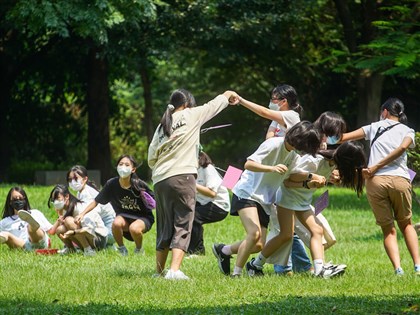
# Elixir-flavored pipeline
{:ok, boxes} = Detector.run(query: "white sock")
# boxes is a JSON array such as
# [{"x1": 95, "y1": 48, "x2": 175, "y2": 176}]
[
  {"x1": 84, "y1": 246, "x2": 93, "y2": 251},
  {"x1": 253, "y1": 253, "x2": 266, "y2": 267},
  {"x1": 222, "y1": 245, "x2": 232, "y2": 256},
  {"x1": 233, "y1": 266, "x2": 243, "y2": 275},
  {"x1": 313, "y1": 259, "x2": 323, "y2": 275}
]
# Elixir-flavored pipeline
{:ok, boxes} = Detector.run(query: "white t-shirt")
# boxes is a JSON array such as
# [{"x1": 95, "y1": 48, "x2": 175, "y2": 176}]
[
  {"x1": 0, "y1": 210, "x2": 53, "y2": 241},
  {"x1": 196, "y1": 164, "x2": 230, "y2": 212},
  {"x1": 232, "y1": 137, "x2": 299, "y2": 214},
  {"x1": 362, "y1": 119, "x2": 415, "y2": 179},
  {"x1": 268, "y1": 110, "x2": 300, "y2": 137},
  {"x1": 78, "y1": 185, "x2": 115, "y2": 220},
  {"x1": 277, "y1": 154, "x2": 335, "y2": 211}
]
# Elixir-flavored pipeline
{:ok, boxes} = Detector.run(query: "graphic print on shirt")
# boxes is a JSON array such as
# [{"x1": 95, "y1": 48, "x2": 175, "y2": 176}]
[{"x1": 120, "y1": 196, "x2": 141, "y2": 211}]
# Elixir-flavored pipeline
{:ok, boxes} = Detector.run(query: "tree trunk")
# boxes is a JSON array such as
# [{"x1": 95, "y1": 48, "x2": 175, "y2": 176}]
[
  {"x1": 0, "y1": 52, "x2": 15, "y2": 181},
  {"x1": 140, "y1": 67, "x2": 154, "y2": 144},
  {"x1": 356, "y1": 71, "x2": 384, "y2": 127},
  {"x1": 86, "y1": 47, "x2": 112, "y2": 185}
]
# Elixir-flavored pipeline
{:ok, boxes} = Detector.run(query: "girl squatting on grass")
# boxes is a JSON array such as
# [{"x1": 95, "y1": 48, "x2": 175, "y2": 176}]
[
  {"x1": 76, "y1": 155, "x2": 155, "y2": 256},
  {"x1": 212, "y1": 121, "x2": 321, "y2": 277},
  {"x1": 246, "y1": 140, "x2": 366, "y2": 278},
  {"x1": 148, "y1": 89, "x2": 239, "y2": 280},
  {"x1": 341, "y1": 98, "x2": 420, "y2": 276},
  {"x1": 49, "y1": 184, "x2": 108, "y2": 256},
  {"x1": 67, "y1": 165, "x2": 116, "y2": 246},
  {"x1": 0, "y1": 186, "x2": 53, "y2": 251}
]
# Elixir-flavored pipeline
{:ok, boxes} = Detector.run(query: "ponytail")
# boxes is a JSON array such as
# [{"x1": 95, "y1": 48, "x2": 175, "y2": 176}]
[
  {"x1": 381, "y1": 98, "x2": 408, "y2": 124},
  {"x1": 158, "y1": 89, "x2": 196, "y2": 137}
]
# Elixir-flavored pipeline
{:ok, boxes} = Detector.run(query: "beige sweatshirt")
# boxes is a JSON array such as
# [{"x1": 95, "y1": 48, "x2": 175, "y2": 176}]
[{"x1": 148, "y1": 94, "x2": 229, "y2": 184}]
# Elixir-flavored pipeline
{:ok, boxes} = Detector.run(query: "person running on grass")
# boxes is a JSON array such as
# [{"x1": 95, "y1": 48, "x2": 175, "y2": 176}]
[
  {"x1": 246, "y1": 141, "x2": 366, "y2": 278},
  {"x1": 0, "y1": 186, "x2": 52, "y2": 251},
  {"x1": 212, "y1": 121, "x2": 321, "y2": 277},
  {"x1": 341, "y1": 97, "x2": 420, "y2": 276},
  {"x1": 148, "y1": 89, "x2": 239, "y2": 280}
]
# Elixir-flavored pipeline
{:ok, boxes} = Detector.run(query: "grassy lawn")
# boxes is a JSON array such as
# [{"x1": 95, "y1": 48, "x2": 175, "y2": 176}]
[{"x1": 0, "y1": 185, "x2": 419, "y2": 314}]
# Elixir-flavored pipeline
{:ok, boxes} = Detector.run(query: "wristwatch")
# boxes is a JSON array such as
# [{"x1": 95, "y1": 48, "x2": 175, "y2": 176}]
[{"x1": 307, "y1": 173, "x2": 313, "y2": 180}]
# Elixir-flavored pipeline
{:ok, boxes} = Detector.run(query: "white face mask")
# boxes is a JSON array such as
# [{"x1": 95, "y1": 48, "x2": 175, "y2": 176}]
[
  {"x1": 269, "y1": 102, "x2": 279, "y2": 111},
  {"x1": 117, "y1": 166, "x2": 132, "y2": 179},
  {"x1": 53, "y1": 199, "x2": 66, "y2": 210},
  {"x1": 69, "y1": 179, "x2": 84, "y2": 192}
]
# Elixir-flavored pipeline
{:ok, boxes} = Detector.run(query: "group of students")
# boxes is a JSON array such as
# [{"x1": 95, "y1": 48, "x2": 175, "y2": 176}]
[{"x1": 0, "y1": 85, "x2": 418, "y2": 280}]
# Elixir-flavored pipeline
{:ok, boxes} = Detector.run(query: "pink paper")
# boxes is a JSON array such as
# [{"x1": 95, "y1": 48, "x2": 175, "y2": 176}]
[
  {"x1": 221, "y1": 166, "x2": 243, "y2": 190},
  {"x1": 408, "y1": 168, "x2": 416, "y2": 183},
  {"x1": 314, "y1": 190, "x2": 329, "y2": 216}
]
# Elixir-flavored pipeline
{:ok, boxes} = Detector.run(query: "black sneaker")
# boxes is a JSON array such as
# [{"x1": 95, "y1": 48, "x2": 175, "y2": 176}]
[
  {"x1": 315, "y1": 265, "x2": 345, "y2": 278},
  {"x1": 246, "y1": 258, "x2": 264, "y2": 277},
  {"x1": 212, "y1": 243, "x2": 231, "y2": 275}
]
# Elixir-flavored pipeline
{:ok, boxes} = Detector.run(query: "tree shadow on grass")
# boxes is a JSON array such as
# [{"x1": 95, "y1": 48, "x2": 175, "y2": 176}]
[{"x1": 1, "y1": 295, "x2": 419, "y2": 315}]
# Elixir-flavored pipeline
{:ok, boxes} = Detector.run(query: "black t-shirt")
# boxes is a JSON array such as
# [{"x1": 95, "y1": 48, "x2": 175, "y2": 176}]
[{"x1": 95, "y1": 177, "x2": 155, "y2": 224}]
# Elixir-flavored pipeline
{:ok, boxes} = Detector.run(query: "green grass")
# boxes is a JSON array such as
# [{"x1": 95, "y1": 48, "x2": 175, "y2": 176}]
[{"x1": 0, "y1": 185, "x2": 419, "y2": 314}]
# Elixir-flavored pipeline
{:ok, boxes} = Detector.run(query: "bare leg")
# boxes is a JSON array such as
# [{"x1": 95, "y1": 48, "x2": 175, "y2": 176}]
[
  {"x1": 170, "y1": 248, "x2": 185, "y2": 272},
  {"x1": 129, "y1": 219, "x2": 146, "y2": 249},
  {"x1": 261, "y1": 206, "x2": 294, "y2": 258},
  {"x1": 397, "y1": 219, "x2": 420, "y2": 266},
  {"x1": 0, "y1": 232, "x2": 25, "y2": 249},
  {"x1": 381, "y1": 223, "x2": 401, "y2": 269},
  {"x1": 112, "y1": 215, "x2": 128, "y2": 247},
  {"x1": 295, "y1": 210, "x2": 324, "y2": 261},
  {"x1": 156, "y1": 248, "x2": 170, "y2": 274},
  {"x1": 235, "y1": 207, "x2": 264, "y2": 269}
]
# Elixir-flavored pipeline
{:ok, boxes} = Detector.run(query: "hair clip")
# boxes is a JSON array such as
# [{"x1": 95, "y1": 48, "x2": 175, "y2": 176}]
[{"x1": 167, "y1": 104, "x2": 175, "y2": 111}]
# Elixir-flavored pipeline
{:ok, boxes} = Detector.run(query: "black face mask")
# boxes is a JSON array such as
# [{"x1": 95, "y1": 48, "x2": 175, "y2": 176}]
[{"x1": 10, "y1": 199, "x2": 26, "y2": 211}]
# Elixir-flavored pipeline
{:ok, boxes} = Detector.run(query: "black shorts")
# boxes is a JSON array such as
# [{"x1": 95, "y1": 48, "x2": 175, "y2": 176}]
[
  {"x1": 230, "y1": 194, "x2": 270, "y2": 228},
  {"x1": 120, "y1": 217, "x2": 153, "y2": 242}
]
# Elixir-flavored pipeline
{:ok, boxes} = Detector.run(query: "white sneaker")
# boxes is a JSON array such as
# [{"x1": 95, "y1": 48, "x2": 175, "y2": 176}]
[
  {"x1": 315, "y1": 265, "x2": 345, "y2": 278},
  {"x1": 58, "y1": 247, "x2": 76, "y2": 255},
  {"x1": 324, "y1": 261, "x2": 347, "y2": 271},
  {"x1": 164, "y1": 269, "x2": 190, "y2": 280},
  {"x1": 395, "y1": 267, "x2": 404, "y2": 276},
  {"x1": 84, "y1": 247, "x2": 96, "y2": 257},
  {"x1": 18, "y1": 210, "x2": 40, "y2": 230},
  {"x1": 134, "y1": 247, "x2": 145, "y2": 255},
  {"x1": 0, "y1": 232, "x2": 8, "y2": 244}
]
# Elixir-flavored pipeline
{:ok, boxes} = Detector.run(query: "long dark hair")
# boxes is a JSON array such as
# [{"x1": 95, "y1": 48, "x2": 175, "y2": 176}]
[
  {"x1": 381, "y1": 98, "x2": 408, "y2": 124},
  {"x1": 158, "y1": 89, "x2": 196, "y2": 138},
  {"x1": 48, "y1": 184, "x2": 82, "y2": 218},
  {"x1": 271, "y1": 84, "x2": 303, "y2": 116},
  {"x1": 333, "y1": 141, "x2": 367, "y2": 197},
  {"x1": 116, "y1": 154, "x2": 152, "y2": 205},
  {"x1": 285, "y1": 121, "x2": 321, "y2": 156},
  {"x1": 67, "y1": 165, "x2": 98, "y2": 191},
  {"x1": 198, "y1": 151, "x2": 213, "y2": 168},
  {"x1": 314, "y1": 111, "x2": 347, "y2": 138},
  {"x1": 2, "y1": 186, "x2": 31, "y2": 219}
]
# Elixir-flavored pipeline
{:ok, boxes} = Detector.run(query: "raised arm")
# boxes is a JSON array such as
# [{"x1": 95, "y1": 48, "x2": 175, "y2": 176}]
[
  {"x1": 239, "y1": 97, "x2": 287, "y2": 127},
  {"x1": 340, "y1": 128, "x2": 365, "y2": 142}
]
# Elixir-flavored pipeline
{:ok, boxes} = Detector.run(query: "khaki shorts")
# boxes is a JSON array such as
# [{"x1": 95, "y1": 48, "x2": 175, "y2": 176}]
[{"x1": 366, "y1": 175, "x2": 412, "y2": 227}]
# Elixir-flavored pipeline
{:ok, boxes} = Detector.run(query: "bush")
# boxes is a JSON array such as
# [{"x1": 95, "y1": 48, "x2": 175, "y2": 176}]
[{"x1": 407, "y1": 132, "x2": 420, "y2": 185}]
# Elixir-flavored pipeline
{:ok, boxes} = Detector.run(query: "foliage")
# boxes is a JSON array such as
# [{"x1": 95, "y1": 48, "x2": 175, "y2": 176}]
[
  {"x1": 408, "y1": 132, "x2": 420, "y2": 183},
  {"x1": 0, "y1": 185, "x2": 419, "y2": 314}
]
